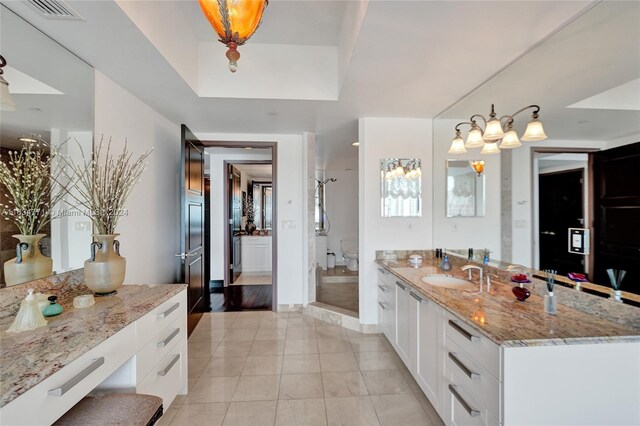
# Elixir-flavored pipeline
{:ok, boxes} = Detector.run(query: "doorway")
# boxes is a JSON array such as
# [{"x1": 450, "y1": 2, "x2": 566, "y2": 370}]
[
  {"x1": 535, "y1": 152, "x2": 589, "y2": 275},
  {"x1": 202, "y1": 144, "x2": 277, "y2": 311}
]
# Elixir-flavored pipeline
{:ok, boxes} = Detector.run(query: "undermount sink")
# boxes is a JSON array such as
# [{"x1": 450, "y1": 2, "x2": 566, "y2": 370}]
[{"x1": 421, "y1": 274, "x2": 475, "y2": 289}]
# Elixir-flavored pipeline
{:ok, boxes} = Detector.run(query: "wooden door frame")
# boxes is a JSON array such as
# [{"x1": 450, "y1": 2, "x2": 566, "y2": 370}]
[
  {"x1": 530, "y1": 147, "x2": 599, "y2": 276},
  {"x1": 204, "y1": 141, "x2": 278, "y2": 311}
]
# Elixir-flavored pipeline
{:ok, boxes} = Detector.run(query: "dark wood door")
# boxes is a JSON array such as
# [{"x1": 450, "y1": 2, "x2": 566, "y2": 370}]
[
  {"x1": 592, "y1": 142, "x2": 640, "y2": 295},
  {"x1": 539, "y1": 170, "x2": 585, "y2": 275},
  {"x1": 180, "y1": 125, "x2": 205, "y2": 334},
  {"x1": 229, "y1": 165, "x2": 242, "y2": 283}
]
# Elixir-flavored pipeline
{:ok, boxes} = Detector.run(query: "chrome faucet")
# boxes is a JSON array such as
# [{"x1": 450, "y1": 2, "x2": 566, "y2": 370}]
[{"x1": 462, "y1": 264, "x2": 484, "y2": 292}]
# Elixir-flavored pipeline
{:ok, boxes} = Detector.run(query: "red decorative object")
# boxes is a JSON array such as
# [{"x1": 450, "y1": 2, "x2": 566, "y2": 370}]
[{"x1": 512, "y1": 286, "x2": 531, "y2": 301}]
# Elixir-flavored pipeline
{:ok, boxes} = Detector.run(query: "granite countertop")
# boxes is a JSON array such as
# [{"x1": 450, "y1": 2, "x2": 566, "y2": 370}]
[
  {"x1": 0, "y1": 282, "x2": 186, "y2": 408},
  {"x1": 377, "y1": 257, "x2": 640, "y2": 348}
]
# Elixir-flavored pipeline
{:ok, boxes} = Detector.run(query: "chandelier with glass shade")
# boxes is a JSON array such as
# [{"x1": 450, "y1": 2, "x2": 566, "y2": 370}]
[
  {"x1": 448, "y1": 104, "x2": 548, "y2": 155},
  {"x1": 198, "y1": 0, "x2": 269, "y2": 73}
]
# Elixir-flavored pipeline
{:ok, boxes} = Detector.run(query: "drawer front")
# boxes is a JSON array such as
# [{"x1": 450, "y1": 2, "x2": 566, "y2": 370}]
[
  {"x1": 444, "y1": 376, "x2": 499, "y2": 426},
  {"x1": 135, "y1": 290, "x2": 187, "y2": 351},
  {"x1": 136, "y1": 314, "x2": 187, "y2": 383},
  {"x1": 137, "y1": 337, "x2": 187, "y2": 408},
  {"x1": 445, "y1": 312, "x2": 500, "y2": 380},
  {"x1": 0, "y1": 324, "x2": 136, "y2": 426},
  {"x1": 377, "y1": 268, "x2": 395, "y2": 288},
  {"x1": 446, "y1": 337, "x2": 500, "y2": 421}
]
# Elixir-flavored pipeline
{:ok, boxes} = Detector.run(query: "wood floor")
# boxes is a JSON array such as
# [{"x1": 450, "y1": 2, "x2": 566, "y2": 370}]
[{"x1": 210, "y1": 285, "x2": 273, "y2": 311}]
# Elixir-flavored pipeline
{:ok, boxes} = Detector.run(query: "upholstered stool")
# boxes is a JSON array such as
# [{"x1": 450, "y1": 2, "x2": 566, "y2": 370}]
[{"x1": 54, "y1": 394, "x2": 163, "y2": 426}]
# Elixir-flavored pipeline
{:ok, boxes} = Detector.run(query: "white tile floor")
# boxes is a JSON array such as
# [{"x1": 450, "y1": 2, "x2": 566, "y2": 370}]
[{"x1": 159, "y1": 311, "x2": 444, "y2": 426}]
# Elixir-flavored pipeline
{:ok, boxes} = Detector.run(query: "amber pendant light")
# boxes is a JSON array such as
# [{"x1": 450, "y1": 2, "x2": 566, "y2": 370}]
[{"x1": 199, "y1": 0, "x2": 268, "y2": 72}]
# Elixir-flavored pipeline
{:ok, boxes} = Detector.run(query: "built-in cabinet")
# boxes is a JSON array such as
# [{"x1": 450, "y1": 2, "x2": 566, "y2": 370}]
[
  {"x1": 241, "y1": 236, "x2": 272, "y2": 273},
  {"x1": 378, "y1": 269, "x2": 500, "y2": 426},
  {"x1": 1, "y1": 290, "x2": 188, "y2": 425},
  {"x1": 377, "y1": 269, "x2": 640, "y2": 425}
]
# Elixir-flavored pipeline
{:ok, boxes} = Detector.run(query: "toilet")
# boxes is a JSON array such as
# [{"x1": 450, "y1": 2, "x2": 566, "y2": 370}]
[{"x1": 341, "y1": 237, "x2": 359, "y2": 271}]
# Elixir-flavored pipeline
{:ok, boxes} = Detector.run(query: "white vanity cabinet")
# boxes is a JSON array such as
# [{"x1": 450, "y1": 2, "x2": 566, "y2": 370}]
[
  {"x1": 241, "y1": 236, "x2": 272, "y2": 272},
  {"x1": 377, "y1": 268, "x2": 396, "y2": 345},
  {"x1": 0, "y1": 288, "x2": 188, "y2": 426},
  {"x1": 395, "y1": 280, "x2": 412, "y2": 365},
  {"x1": 411, "y1": 289, "x2": 444, "y2": 410}
]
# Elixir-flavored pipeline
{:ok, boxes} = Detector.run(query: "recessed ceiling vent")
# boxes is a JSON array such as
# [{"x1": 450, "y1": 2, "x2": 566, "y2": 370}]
[{"x1": 26, "y1": 0, "x2": 84, "y2": 20}]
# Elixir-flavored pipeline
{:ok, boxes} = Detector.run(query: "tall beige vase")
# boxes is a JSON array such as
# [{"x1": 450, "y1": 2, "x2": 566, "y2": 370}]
[
  {"x1": 4, "y1": 234, "x2": 54, "y2": 286},
  {"x1": 84, "y1": 234, "x2": 126, "y2": 295}
]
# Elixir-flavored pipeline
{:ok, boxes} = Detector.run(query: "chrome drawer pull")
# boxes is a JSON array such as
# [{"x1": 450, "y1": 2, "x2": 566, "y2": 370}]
[
  {"x1": 48, "y1": 357, "x2": 105, "y2": 396},
  {"x1": 157, "y1": 328, "x2": 180, "y2": 347},
  {"x1": 378, "y1": 268, "x2": 388, "y2": 274},
  {"x1": 378, "y1": 301, "x2": 388, "y2": 311},
  {"x1": 449, "y1": 352, "x2": 480, "y2": 379},
  {"x1": 157, "y1": 354, "x2": 180, "y2": 376},
  {"x1": 395, "y1": 281, "x2": 406, "y2": 290},
  {"x1": 449, "y1": 384, "x2": 480, "y2": 417},
  {"x1": 448, "y1": 320, "x2": 480, "y2": 342},
  {"x1": 378, "y1": 284, "x2": 388, "y2": 293},
  {"x1": 410, "y1": 292, "x2": 427, "y2": 303},
  {"x1": 158, "y1": 303, "x2": 180, "y2": 319}
]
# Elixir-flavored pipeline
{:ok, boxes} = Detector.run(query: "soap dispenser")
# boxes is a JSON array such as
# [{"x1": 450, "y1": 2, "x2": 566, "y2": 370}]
[
  {"x1": 440, "y1": 254, "x2": 452, "y2": 272},
  {"x1": 42, "y1": 296, "x2": 63, "y2": 317}
]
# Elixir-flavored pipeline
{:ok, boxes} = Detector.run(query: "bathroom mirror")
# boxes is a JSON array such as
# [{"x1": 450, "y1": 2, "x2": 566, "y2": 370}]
[
  {"x1": 446, "y1": 160, "x2": 485, "y2": 217},
  {"x1": 0, "y1": 5, "x2": 94, "y2": 287},
  {"x1": 432, "y1": 1, "x2": 640, "y2": 295},
  {"x1": 380, "y1": 158, "x2": 422, "y2": 217}
]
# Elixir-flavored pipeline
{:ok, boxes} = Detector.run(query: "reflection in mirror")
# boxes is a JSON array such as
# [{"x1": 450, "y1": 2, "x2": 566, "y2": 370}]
[
  {"x1": 0, "y1": 5, "x2": 94, "y2": 287},
  {"x1": 380, "y1": 158, "x2": 422, "y2": 217},
  {"x1": 446, "y1": 160, "x2": 485, "y2": 217},
  {"x1": 434, "y1": 1, "x2": 640, "y2": 296}
]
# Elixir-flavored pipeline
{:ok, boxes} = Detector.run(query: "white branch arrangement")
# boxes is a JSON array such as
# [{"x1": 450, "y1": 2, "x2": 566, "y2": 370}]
[
  {"x1": 0, "y1": 139, "x2": 67, "y2": 235},
  {"x1": 60, "y1": 137, "x2": 152, "y2": 235}
]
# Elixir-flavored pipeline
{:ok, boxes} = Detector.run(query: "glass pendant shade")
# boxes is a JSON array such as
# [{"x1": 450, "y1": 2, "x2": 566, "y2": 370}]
[
  {"x1": 198, "y1": 0, "x2": 268, "y2": 72},
  {"x1": 480, "y1": 141, "x2": 500, "y2": 155},
  {"x1": 499, "y1": 129, "x2": 522, "y2": 149},
  {"x1": 521, "y1": 119, "x2": 548, "y2": 141},
  {"x1": 483, "y1": 119, "x2": 505, "y2": 141},
  {"x1": 0, "y1": 76, "x2": 16, "y2": 111},
  {"x1": 465, "y1": 128, "x2": 485, "y2": 148},
  {"x1": 469, "y1": 160, "x2": 485, "y2": 175},
  {"x1": 448, "y1": 136, "x2": 467, "y2": 154}
]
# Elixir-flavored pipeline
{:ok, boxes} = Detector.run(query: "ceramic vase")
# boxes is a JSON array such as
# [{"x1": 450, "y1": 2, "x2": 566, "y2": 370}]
[
  {"x1": 245, "y1": 221, "x2": 257, "y2": 234},
  {"x1": 84, "y1": 234, "x2": 126, "y2": 295},
  {"x1": 3, "y1": 234, "x2": 53, "y2": 286}
]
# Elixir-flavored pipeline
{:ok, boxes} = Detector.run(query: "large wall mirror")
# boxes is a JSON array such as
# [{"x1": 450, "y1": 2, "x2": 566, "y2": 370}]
[
  {"x1": 433, "y1": 1, "x2": 640, "y2": 295},
  {"x1": 380, "y1": 158, "x2": 422, "y2": 217},
  {"x1": 0, "y1": 5, "x2": 94, "y2": 287}
]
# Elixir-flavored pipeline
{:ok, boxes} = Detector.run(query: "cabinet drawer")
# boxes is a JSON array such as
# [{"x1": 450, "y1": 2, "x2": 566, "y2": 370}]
[
  {"x1": 446, "y1": 337, "x2": 500, "y2": 422},
  {"x1": 445, "y1": 378, "x2": 499, "y2": 426},
  {"x1": 135, "y1": 290, "x2": 187, "y2": 351},
  {"x1": 445, "y1": 312, "x2": 500, "y2": 380},
  {"x1": 0, "y1": 324, "x2": 136, "y2": 426},
  {"x1": 137, "y1": 337, "x2": 187, "y2": 408},
  {"x1": 377, "y1": 268, "x2": 395, "y2": 287},
  {"x1": 136, "y1": 315, "x2": 187, "y2": 383}
]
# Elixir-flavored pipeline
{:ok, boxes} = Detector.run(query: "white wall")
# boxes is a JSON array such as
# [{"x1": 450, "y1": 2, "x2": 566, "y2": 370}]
[
  {"x1": 94, "y1": 71, "x2": 181, "y2": 284},
  {"x1": 323, "y1": 169, "x2": 359, "y2": 264},
  {"x1": 432, "y1": 119, "x2": 502, "y2": 258},
  {"x1": 358, "y1": 118, "x2": 433, "y2": 324},
  {"x1": 197, "y1": 132, "x2": 308, "y2": 307},
  {"x1": 206, "y1": 149, "x2": 271, "y2": 281}
]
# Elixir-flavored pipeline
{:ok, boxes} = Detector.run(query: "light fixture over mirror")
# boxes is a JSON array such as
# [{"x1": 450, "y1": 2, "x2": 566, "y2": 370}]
[
  {"x1": 449, "y1": 103, "x2": 547, "y2": 154},
  {"x1": 198, "y1": 0, "x2": 269, "y2": 73}
]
